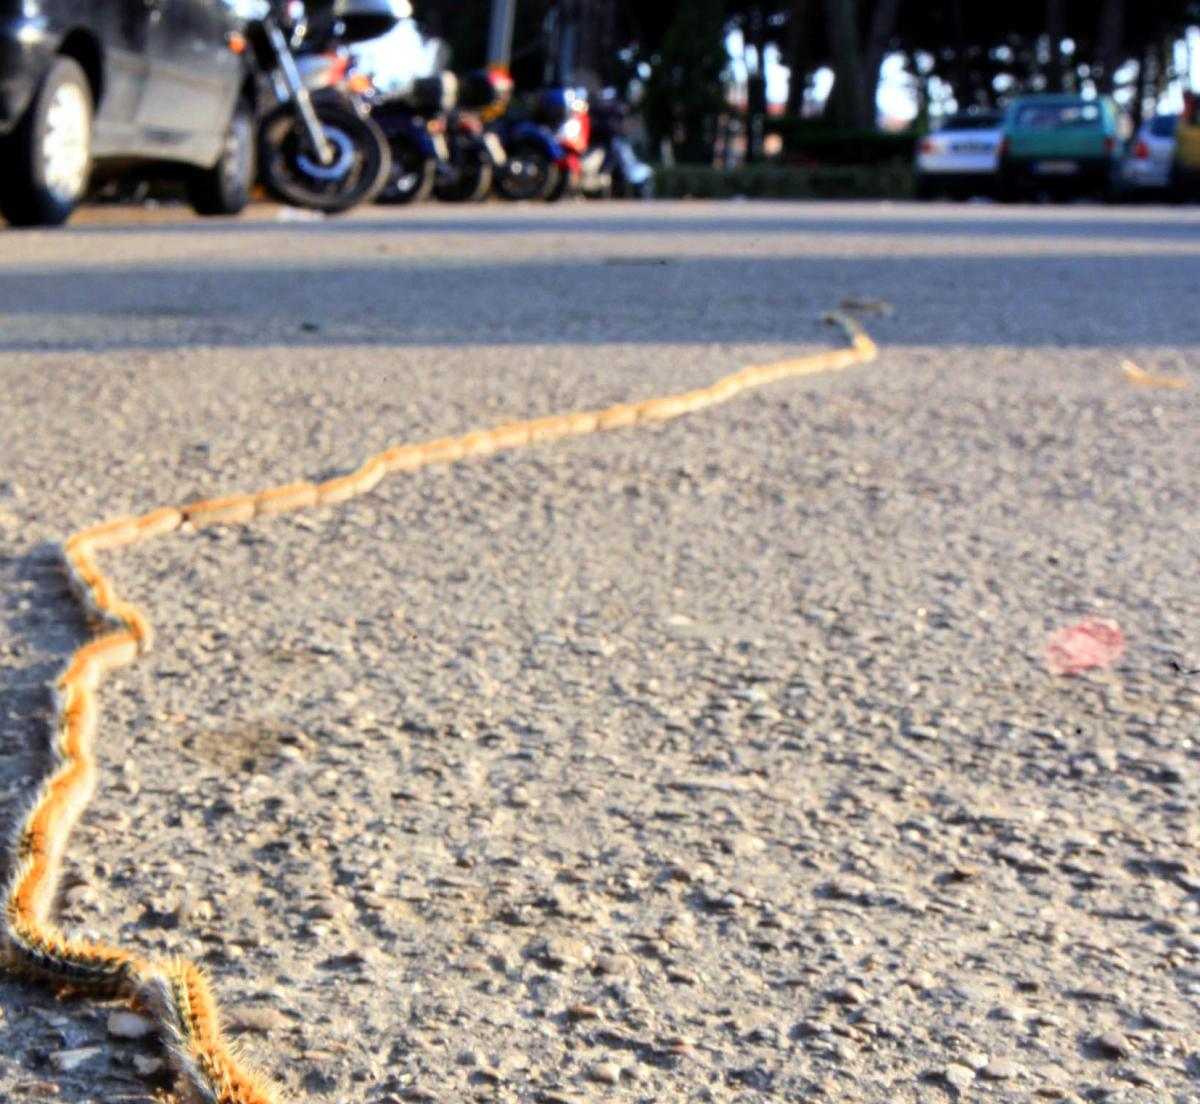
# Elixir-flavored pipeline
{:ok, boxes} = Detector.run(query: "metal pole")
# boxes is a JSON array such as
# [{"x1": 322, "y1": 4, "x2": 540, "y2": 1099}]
[{"x1": 487, "y1": 0, "x2": 518, "y2": 74}]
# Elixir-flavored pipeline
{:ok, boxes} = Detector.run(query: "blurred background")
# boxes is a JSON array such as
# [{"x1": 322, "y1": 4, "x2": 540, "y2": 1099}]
[{"x1": 367, "y1": 1, "x2": 1200, "y2": 164}]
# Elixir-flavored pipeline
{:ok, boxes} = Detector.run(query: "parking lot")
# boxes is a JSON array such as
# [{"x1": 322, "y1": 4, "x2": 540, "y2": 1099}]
[{"x1": 1, "y1": 200, "x2": 1198, "y2": 1102}]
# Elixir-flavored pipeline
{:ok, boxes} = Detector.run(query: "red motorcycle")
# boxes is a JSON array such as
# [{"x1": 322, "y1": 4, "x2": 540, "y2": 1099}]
[{"x1": 531, "y1": 87, "x2": 609, "y2": 201}]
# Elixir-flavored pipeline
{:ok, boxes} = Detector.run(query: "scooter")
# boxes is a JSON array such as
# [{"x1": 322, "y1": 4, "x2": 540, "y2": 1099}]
[
  {"x1": 589, "y1": 92, "x2": 655, "y2": 199},
  {"x1": 249, "y1": 0, "x2": 395, "y2": 213}
]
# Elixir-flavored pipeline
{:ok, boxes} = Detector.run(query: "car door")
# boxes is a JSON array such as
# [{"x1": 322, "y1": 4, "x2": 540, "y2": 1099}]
[
  {"x1": 137, "y1": 0, "x2": 241, "y2": 155},
  {"x1": 83, "y1": 0, "x2": 154, "y2": 154}
]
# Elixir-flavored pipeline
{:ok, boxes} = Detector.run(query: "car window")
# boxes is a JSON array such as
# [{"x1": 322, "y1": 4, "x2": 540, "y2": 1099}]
[
  {"x1": 1014, "y1": 102, "x2": 1101, "y2": 129},
  {"x1": 939, "y1": 114, "x2": 1002, "y2": 132},
  {"x1": 1149, "y1": 115, "x2": 1179, "y2": 138}
]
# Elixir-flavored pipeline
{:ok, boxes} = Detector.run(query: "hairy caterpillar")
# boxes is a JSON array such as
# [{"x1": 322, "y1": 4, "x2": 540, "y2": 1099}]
[{"x1": 1, "y1": 314, "x2": 877, "y2": 1102}]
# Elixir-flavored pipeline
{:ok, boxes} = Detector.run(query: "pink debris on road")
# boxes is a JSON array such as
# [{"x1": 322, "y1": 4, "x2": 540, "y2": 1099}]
[{"x1": 1045, "y1": 617, "x2": 1125, "y2": 676}]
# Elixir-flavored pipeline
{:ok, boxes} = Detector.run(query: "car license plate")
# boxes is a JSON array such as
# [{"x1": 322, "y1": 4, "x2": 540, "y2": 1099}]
[
  {"x1": 1034, "y1": 160, "x2": 1078, "y2": 174},
  {"x1": 952, "y1": 142, "x2": 993, "y2": 154},
  {"x1": 483, "y1": 133, "x2": 507, "y2": 166}
]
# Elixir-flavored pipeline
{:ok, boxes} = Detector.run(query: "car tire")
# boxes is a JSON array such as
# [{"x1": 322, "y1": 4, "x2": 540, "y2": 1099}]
[
  {"x1": 997, "y1": 168, "x2": 1019, "y2": 203},
  {"x1": 0, "y1": 56, "x2": 93, "y2": 227},
  {"x1": 189, "y1": 97, "x2": 255, "y2": 217},
  {"x1": 1168, "y1": 168, "x2": 1187, "y2": 205},
  {"x1": 913, "y1": 175, "x2": 936, "y2": 201}
]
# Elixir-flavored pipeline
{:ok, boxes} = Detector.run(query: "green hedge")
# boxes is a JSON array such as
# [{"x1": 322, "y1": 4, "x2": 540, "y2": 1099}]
[
  {"x1": 764, "y1": 118, "x2": 919, "y2": 166},
  {"x1": 652, "y1": 163, "x2": 914, "y2": 200}
]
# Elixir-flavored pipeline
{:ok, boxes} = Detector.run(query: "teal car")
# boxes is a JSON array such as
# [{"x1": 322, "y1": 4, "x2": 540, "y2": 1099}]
[{"x1": 998, "y1": 94, "x2": 1121, "y2": 201}]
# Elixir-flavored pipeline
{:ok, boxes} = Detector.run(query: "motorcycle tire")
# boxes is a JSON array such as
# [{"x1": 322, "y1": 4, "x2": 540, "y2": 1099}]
[
  {"x1": 378, "y1": 134, "x2": 436, "y2": 205},
  {"x1": 544, "y1": 169, "x2": 576, "y2": 203},
  {"x1": 631, "y1": 178, "x2": 655, "y2": 200},
  {"x1": 259, "y1": 100, "x2": 390, "y2": 214},
  {"x1": 496, "y1": 141, "x2": 560, "y2": 201},
  {"x1": 434, "y1": 148, "x2": 494, "y2": 203}
]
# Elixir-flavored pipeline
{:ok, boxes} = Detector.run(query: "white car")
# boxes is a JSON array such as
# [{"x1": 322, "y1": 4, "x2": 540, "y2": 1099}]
[
  {"x1": 914, "y1": 111, "x2": 1004, "y2": 199},
  {"x1": 1121, "y1": 114, "x2": 1178, "y2": 192}
]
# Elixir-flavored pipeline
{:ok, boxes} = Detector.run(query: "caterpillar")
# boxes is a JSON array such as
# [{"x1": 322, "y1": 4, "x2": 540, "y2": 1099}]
[{"x1": 1, "y1": 314, "x2": 877, "y2": 1102}]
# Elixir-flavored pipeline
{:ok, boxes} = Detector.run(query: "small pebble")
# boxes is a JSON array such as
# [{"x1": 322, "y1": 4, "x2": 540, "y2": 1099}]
[
  {"x1": 588, "y1": 1061, "x2": 622, "y2": 1085},
  {"x1": 107, "y1": 1011, "x2": 156, "y2": 1039},
  {"x1": 945, "y1": 1064, "x2": 975, "y2": 1091}
]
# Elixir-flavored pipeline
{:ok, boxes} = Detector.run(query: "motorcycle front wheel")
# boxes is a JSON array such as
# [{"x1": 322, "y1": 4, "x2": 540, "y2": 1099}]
[
  {"x1": 259, "y1": 100, "x2": 390, "y2": 214},
  {"x1": 435, "y1": 145, "x2": 494, "y2": 203}
]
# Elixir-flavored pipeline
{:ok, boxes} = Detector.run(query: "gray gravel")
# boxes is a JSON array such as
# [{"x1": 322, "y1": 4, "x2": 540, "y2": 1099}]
[{"x1": 1, "y1": 199, "x2": 1198, "y2": 1103}]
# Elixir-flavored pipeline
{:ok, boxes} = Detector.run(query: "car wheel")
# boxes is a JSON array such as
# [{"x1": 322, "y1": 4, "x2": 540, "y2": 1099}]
[
  {"x1": 997, "y1": 169, "x2": 1019, "y2": 203},
  {"x1": 0, "y1": 56, "x2": 93, "y2": 227},
  {"x1": 189, "y1": 97, "x2": 255, "y2": 217},
  {"x1": 913, "y1": 175, "x2": 936, "y2": 201},
  {"x1": 1101, "y1": 180, "x2": 1120, "y2": 204}
]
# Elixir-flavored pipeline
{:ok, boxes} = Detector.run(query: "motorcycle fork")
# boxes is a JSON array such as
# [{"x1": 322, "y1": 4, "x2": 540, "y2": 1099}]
[{"x1": 266, "y1": 20, "x2": 334, "y2": 165}]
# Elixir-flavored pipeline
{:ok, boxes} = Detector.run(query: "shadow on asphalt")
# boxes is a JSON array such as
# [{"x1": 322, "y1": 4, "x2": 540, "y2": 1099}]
[
  {"x1": 0, "y1": 547, "x2": 119, "y2": 1102},
  {"x1": 50, "y1": 209, "x2": 1200, "y2": 245},
  {"x1": 0, "y1": 252, "x2": 1196, "y2": 351}
]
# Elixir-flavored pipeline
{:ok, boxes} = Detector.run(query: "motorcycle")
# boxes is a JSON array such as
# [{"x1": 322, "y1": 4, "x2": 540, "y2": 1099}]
[
  {"x1": 532, "y1": 87, "x2": 608, "y2": 202},
  {"x1": 370, "y1": 73, "x2": 458, "y2": 205},
  {"x1": 433, "y1": 70, "x2": 509, "y2": 204},
  {"x1": 589, "y1": 93, "x2": 655, "y2": 199},
  {"x1": 248, "y1": 0, "x2": 396, "y2": 213},
  {"x1": 491, "y1": 86, "x2": 572, "y2": 201}
]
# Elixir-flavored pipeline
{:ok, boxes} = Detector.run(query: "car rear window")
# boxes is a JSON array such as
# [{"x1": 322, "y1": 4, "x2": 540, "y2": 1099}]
[
  {"x1": 1149, "y1": 115, "x2": 1178, "y2": 138},
  {"x1": 940, "y1": 113, "x2": 1002, "y2": 132},
  {"x1": 1014, "y1": 102, "x2": 1102, "y2": 129}
]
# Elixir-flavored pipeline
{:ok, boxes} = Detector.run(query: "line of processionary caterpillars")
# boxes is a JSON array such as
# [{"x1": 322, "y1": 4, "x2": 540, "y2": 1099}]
[{"x1": 2, "y1": 314, "x2": 878, "y2": 1104}]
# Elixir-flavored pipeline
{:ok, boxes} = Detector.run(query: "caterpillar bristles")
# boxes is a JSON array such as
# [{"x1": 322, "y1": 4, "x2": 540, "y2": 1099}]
[
  {"x1": 136, "y1": 962, "x2": 283, "y2": 1104},
  {"x1": 2, "y1": 316, "x2": 877, "y2": 1103}
]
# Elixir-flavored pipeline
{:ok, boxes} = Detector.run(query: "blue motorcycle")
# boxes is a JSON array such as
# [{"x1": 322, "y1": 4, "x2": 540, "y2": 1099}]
[
  {"x1": 491, "y1": 113, "x2": 567, "y2": 201},
  {"x1": 369, "y1": 73, "x2": 457, "y2": 204}
]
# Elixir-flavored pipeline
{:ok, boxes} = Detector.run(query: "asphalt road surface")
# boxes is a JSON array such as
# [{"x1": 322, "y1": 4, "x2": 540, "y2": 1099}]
[{"x1": 1, "y1": 200, "x2": 1198, "y2": 1103}]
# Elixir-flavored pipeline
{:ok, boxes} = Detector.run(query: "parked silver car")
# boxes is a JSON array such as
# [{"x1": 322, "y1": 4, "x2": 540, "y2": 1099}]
[
  {"x1": 914, "y1": 110, "x2": 1003, "y2": 200},
  {"x1": 1121, "y1": 114, "x2": 1178, "y2": 193}
]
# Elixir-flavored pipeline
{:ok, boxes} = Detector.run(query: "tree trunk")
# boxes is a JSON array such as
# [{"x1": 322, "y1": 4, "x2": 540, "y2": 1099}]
[
  {"x1": 1130, "y1": 43, "x2": 1152, "y2": 127},
  {"x1": 784, "y1": 0, "x2": 812, "y2": 116},
  {"x1": 950, "y1": 0, "x2": 975, "y2": 108},
  {"x1": 862, "y1": 0, "x2": 902, "y2": 117},
  {"x1": 1094, "y1": 0, "x2": 1125, "y2": 94},
  {"x1": 745, "y1": 5, "x2": 768, "y2": 162},
  {"x1": 908, "y1": 50, "x2": 929, "y2": 131},
  {"x1": 821, "y1": 0, "x2": 867, "y2": 129},
  {"x1": 574, "y1": 0, "x2": 617, "y2": 89},
  {"x1": 1044, "y1": 0, "x2": 1066, "y2": 92}
]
